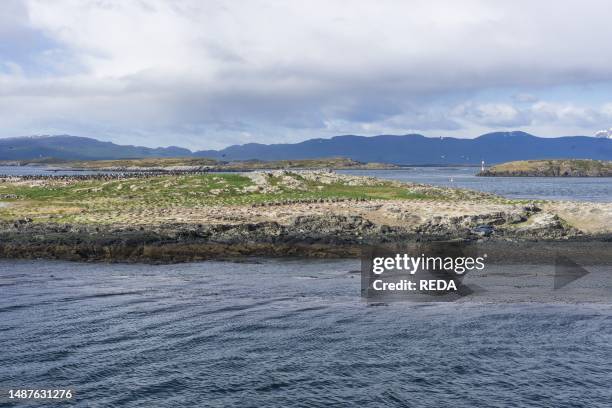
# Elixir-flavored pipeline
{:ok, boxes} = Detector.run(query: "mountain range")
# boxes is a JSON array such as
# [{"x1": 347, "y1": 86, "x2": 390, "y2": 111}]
[
  {"x1": 1, "y1": 132, "x2": 611, "y2": 165},
  {"x1": 0, "y1": 135, "x2": 191, "y2": 161}
]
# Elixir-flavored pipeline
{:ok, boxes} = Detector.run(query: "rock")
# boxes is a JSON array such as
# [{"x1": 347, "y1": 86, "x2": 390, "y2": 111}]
[
  {"x1": 478, "y1": 160, "x2": 612, "y2": 177},
  {"x1": 524, "y1": 203, "x2": 541, "y2": 213},
  {"x1": 507, "y1": 213, "x2": 527, "y2": 224},
  {"x1": 471, "y1": 225, "x2": 494, "y2": 237},
  {"x1": 242, "y1": 185, "x2": 260, "y2": 193},
  {"x1": 512, "y1": 213, "x2": 579, "y2": 238}
]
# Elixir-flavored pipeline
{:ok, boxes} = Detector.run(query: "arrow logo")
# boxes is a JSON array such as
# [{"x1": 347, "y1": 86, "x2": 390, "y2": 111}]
[{"x1": 554, "y1": 254, "x2": 589, "y2": 290}]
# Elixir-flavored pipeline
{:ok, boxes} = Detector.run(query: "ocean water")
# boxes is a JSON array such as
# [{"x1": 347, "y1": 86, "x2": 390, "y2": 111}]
[
  {"x1": 0, "y1": 165, "x2": 108, "y2": 177},
  {"x1": 1, "y1": 259, "x2": 610, "y2": 407},
  {"x1": 340, "y1": 168, "x2": 612, "y2": 202}
]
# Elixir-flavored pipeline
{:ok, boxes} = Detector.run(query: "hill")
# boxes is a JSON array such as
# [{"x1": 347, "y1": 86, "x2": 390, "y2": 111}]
[
  {"x1": 194, "y1": 131, "x2": 612, "y2": 164},
  {"x1": 0, "y1": 135, "x2": 190, "y2": 160},
  {"x1": 0, "y1": 131, "x2": 611, "y2": 164},
  {"x1": 478, "y1": 159, "x2": 612, "y2": 177}
]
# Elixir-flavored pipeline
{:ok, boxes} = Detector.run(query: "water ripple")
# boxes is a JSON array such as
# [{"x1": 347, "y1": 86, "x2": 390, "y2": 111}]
[{"x1": 0, "y1": 259, "x2": 610, "y2": 407}]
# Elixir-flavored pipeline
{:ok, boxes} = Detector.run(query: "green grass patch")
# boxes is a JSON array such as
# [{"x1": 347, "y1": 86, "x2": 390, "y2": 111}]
[{"x1": 0, "y1": 172, "x2": 480, "y2": 223}]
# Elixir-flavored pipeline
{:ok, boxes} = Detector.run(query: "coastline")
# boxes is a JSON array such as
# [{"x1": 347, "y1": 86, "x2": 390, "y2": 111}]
[
  {"x1": 1, "y1": 170, "x2": 610, "y2": 263},
  {"x1": 1, "y1": 220, "x2": 610, "y2": 263},
  {"x1": 0, "y1": 157, "x2": 401, "y2": 173},
  {"x1": 478, "y1": 159, "x2": 612, "y2": 177},
  {"x1": 1, "y1": 208, "x2": 610, "y2": 263}
]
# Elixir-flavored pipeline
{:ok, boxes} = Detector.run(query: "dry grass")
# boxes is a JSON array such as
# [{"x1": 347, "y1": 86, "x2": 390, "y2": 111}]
[{"x1": 0, "y1": 171, "x2": 493, "y2": 224}]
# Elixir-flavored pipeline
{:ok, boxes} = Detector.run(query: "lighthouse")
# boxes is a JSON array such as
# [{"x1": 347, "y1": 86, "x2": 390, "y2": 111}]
[{"x1": 481, "y1": 160, "x2": 485, "y2": 172}]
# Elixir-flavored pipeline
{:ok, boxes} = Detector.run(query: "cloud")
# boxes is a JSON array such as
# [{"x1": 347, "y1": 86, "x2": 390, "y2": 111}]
[
  {"x1": 452, "y1": 103, "x2": 529, "y2": 127},
  {"x1": 529, "y1": 102, "x2": 611, "y2": 126},
  {"x1": 447, "y1": 100, "x2": 612, "y2": 132},
  {"x1": 2, "y1": 0, "x2": 612, "y2": 147}
]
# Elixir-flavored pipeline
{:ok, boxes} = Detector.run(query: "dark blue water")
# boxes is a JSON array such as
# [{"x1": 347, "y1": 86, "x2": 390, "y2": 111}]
[
  {"x1": 340, "y1": 168, "x2": 612, "y2": 202},
  {"x1": 1, "y1": 260, "x2": 610, "y2": 407}
]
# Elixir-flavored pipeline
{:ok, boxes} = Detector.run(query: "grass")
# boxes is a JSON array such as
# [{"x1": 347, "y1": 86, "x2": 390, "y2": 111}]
[{"x1": 0, "y1": 172, "x2": 493, "y2": 224}]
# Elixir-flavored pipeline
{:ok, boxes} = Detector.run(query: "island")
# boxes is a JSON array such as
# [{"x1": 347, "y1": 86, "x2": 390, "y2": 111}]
[
  {"x1": 477, "y1": 159, "x2": 612, "y2": 177},
  {"x1": 0, "y1": 157, "x2": 398, "y2": 172},
  {"x1": 0, "y1": 170, "x2": 610, "y2": 262}
]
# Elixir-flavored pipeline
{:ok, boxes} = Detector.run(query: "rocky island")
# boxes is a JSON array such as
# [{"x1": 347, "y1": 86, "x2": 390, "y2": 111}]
[
  {"x1": 3, "y1": 157, "x2": 398, "y2": 172},
  {"x1": 478, "y1": 159, "x2": 612, "y2": 177},
  {"x1": 0, "y1": 170, "x2": 610, "y2": 262}
]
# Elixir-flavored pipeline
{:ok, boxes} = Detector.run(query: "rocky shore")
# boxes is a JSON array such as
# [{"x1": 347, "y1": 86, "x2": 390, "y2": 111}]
[
  {"x1": 0, "y1": 170, "x2": 610, "y2": 262},
  {"x1": 0, "y1": 219, "x2": 609, "y2": 263},
  {"x1": 478, "y1": 159, "x2": 612, "y2": 177}
]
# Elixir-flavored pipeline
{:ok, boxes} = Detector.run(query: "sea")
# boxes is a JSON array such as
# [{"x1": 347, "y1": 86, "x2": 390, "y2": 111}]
[
  {"x1": 0, "y1": 166, "x2": 106, "y2": 177},
  {"x1": 340, "y1": 167, "x2": 612, "y2": 202},
  {"x1": 0, "y1": 259, "x2": 610, "y2": 407},
  {"x1": 0, "y1": 166, "x2": 610, "y2": 406}
]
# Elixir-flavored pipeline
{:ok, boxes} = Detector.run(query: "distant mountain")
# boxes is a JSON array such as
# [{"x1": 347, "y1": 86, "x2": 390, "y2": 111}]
[
  {"x1": 195, "y1": 131, "x2": 612, "y2": 164},
  {"x1": 1, "y1": 132, "x2": 611, "y2": 164},
  {"x1": 0, "y1": 135, "x2": 191, "y2": 160}
]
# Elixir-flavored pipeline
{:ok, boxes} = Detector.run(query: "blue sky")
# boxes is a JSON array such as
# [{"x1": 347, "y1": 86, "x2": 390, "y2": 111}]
[{"x1": 2, "y1": 0, "x2": 612, "y2": 149}]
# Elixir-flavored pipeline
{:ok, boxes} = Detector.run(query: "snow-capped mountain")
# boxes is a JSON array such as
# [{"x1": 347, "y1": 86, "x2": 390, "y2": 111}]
[{"x1": 595, "y1": 129, "x2": 612, "y2": 139}]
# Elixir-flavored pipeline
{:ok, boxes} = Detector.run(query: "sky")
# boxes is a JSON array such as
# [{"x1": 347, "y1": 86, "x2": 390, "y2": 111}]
[{"x1": 2, "y1": 0, "x2": 612, "y2": 149}]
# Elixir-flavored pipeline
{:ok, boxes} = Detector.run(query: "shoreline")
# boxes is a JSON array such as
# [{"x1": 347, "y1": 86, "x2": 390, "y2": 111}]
[
  {"x1": 1, "y1": 170, "x2": 610, "y2": 263},
  {"x1": 478, "y1": 159, "x2": 612, "y2": 177},
  {"x1": 1, "y1": 217, "x2": 610, "y2": 263}
]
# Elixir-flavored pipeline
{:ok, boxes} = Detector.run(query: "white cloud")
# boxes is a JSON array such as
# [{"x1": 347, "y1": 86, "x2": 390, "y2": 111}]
[
  {"x1": 529, "y1": 102, "x2": 608, "y2": 126},
  {"x1": 447, "y1": 100, "x2": 612, "y2": 129},
  {"x1": 1, "y1": 0, "x2": 612, "y2": 147}
]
